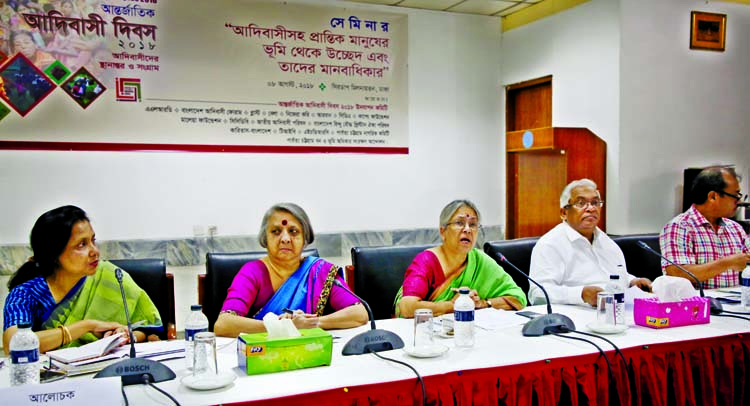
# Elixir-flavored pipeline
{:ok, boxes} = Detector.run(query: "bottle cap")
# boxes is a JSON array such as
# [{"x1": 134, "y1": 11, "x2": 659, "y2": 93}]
[
  {"x1": 17, "y1": 322, "x2": 32, "y2": 329},
  {"x1": 190, "y1": 304, "x2": 202, "y2": 311},
  {"x1": 458, "y1": 287, "x2": 470, "y2": 294}
]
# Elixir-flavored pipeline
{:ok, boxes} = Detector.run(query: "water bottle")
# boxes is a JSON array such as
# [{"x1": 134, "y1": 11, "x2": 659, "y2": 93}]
[
  {"x1": 184, "y1": 304, "x2": 209, "y2": 369},
  {"x1": 741, "y1": 265, "x2": 750, "y2": 310},
  {"x1": 453, "y1": 288, "x2": 475, "y2": 348},
  {"x1": 606, "y1": 275, "x2": 625, "y2": 325},
  {"x1": 9, "y1": 322, "x2": 40, "y2": 386}
]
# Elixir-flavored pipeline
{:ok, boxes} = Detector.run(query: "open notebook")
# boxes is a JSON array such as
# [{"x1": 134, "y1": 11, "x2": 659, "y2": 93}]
[{"x1": 46, "y1": 333, "x2": 128, "y2": 364}]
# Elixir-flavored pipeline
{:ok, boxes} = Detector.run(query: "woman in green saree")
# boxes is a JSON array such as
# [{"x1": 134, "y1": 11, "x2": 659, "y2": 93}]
[
  {"x1": 395, "y1": 200, "x2": 527, "y2": 318},
  {"x1": 3, "y1": 205, "x2": 162, "y2": 354}
]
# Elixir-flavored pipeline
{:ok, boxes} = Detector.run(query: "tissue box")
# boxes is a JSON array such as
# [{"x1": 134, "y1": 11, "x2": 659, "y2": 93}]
[
  {"x1": 237, "y1": 328, "x2": 332, "y2": 375},
  {"x1": 633, "y1": 296, "x2": 710, "y2": 329}
]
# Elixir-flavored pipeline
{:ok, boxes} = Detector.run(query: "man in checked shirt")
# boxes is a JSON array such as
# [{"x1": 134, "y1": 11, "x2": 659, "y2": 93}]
[{"x1": 660, "y1": 166, "x2": 750, "y2": 289}]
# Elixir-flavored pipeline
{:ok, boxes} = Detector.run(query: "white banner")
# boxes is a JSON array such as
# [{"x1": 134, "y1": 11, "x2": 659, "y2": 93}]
[{"x1": 0, "y1": 0, "x2": 408, "y2": 153}]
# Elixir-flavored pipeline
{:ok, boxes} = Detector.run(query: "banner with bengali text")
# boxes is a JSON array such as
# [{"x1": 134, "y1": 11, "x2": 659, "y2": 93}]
[{"x1": 0, "y1": 0, "x2": 408, "y2": 153}]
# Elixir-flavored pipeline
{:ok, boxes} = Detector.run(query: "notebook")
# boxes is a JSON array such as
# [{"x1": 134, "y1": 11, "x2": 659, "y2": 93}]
[{"x1": 46, "y1": 333, "x2": 127, "y2": 364}]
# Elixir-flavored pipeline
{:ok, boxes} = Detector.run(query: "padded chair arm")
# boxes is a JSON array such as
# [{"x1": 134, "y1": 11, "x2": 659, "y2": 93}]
[{"x1": 344, "y1": 265, "x2": 355, "y2": 292}]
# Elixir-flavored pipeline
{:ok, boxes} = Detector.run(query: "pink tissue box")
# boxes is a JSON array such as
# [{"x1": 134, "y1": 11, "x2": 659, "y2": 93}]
[{"x1": 633, "y1": 296, "x2": 710, "y2": 329}]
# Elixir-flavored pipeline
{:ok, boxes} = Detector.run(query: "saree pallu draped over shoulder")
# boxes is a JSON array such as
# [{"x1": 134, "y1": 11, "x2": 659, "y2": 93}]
[
  {"x1": 394, "y1": 248, "x2": 526, "y2": 317},
  {"x1": 41, "y1": 260, "x2": 162, "y2": 347}
]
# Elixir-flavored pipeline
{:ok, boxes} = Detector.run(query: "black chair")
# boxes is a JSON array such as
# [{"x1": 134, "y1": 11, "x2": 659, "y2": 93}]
[
  {"x1": 110, "y1": 258, "x2": 176, "y2": 340},
  {"x1": 349, "y1": 244, "x2": 432, "y2": 320},
  {"x1": 483, "y1": 237, "x2": 540, "y2": 301},
  {"x1": 611, "y1": 233, "x2": 663, "y2": 281},
  {"x1": 200, "y1": 248, "x2": 319, "y2": 331}
]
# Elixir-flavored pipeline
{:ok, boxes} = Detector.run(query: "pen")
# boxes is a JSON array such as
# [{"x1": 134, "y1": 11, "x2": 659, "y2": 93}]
[{"x1": 282, "y1": 308, "x2": 294, "y2": 315}]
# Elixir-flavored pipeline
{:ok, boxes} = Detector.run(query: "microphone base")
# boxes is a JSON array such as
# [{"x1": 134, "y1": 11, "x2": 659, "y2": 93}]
[
  {"x1": 94, "y1": 358, "x2": 176, "y2": 386},
  {"x1": 342, "y1": 329, "x2": 405, "y2": 356},
  {"x1": 708, "y1": 297, "x2": 724, "y2": 315},
  {"x1": 521, "y1": 313, "x2": 576, "y2": 336}
]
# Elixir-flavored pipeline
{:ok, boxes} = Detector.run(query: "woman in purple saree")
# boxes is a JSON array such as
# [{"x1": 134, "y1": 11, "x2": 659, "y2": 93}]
[{"x1": 214, "y1": 203, "x2": 368, "y2": 337}]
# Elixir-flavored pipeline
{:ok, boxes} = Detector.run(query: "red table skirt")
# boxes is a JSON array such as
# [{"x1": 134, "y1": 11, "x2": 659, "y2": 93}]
[{"x1": 232, "y1": 333, "x2": 748, "y2": 406}]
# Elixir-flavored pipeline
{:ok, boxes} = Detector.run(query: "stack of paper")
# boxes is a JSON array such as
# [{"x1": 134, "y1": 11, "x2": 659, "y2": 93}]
[{"x1": 48, "y1": 338, "x2": 186, "y2": 376}]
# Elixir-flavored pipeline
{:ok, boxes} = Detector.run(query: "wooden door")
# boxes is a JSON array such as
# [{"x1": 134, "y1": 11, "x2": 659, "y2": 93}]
[{"x1": 507, "y1": 150, "x2": 567, "y2": 238}]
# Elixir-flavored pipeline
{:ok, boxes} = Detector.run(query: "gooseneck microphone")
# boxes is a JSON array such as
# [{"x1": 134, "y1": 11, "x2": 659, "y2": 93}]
[
  {"x1": 332, "y1": 279, "x2": 405, "y2": 355},
  {"x1": 116, "y1": 268, "x2": 137, "y2": 359},
  {"x1": 95, "y1": 268, "x2": 176, "y2": 385},
  {"x1": 498, "y1": 253, "x2": 576, "y2": 336},
  {"x1": 636, "y1": 241, "x2": 724, "y2": 315}
]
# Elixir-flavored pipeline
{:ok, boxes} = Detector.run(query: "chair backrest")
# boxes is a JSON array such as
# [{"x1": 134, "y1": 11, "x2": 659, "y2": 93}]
[
  {"x1": 350, "y1": 244, "x2": 433, "y2": 320},
  {"x1": 201, "y1": 248, "x2": 319, "y2": 331},
  {"x1": 611, "y1": 233, "x2": 663, "y2": 281},
  {"x1": 110, "y1": 258, "x2": 176, "y2": 340},
  {"x1": 483, "y1": 237, "x2": 540, "y2": 301}
]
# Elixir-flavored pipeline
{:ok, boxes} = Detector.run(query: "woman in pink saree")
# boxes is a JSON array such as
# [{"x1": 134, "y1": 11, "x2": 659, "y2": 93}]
[{"x1": 214, "y1": 203, "x2": 368, "y2": 337}]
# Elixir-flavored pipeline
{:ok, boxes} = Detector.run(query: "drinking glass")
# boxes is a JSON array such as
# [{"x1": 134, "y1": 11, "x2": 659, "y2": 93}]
[
  {"x1": 413, "y1": 309, "x2": 434, "y2": 349},
  {"x1": 192, "y1": 332, "x2": 217, "y2": 376},
  {"x1": 596, "y1": 292, "x2": 616, "y2": 326}
]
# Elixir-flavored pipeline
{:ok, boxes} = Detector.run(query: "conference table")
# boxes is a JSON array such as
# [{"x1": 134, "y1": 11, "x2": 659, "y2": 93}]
[{"x1": 1, "y1": 300, "x2": 748, "y2": 406}]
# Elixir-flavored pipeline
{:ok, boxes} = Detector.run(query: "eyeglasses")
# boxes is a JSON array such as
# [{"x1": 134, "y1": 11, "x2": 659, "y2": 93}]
[
  {"x1": 716, "y1": 191, "x2": 748, "y2": 202},
  {"x1": 445, "y1": 220, "x2": 481, "y2": 231},
  {"x1": 565, "y1": 199, "x2": 605, "y2": 210}
]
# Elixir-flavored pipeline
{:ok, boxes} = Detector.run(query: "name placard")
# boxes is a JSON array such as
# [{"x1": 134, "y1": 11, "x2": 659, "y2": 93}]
[{"x1": 0, "y1": 376, "x2": 120, "y2": 405}]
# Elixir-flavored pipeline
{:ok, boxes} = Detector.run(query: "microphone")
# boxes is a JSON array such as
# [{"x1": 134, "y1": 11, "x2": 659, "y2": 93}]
[
  {"x1": 636, "y1": 241, "x2": 723, "y2": 315},
  {"x1": 332, "y1": 279, "x2": 405, "y2": 355},
  {"x1": 497, "y1": 253, "x2": 576, "y2": 336},
  {"x1": 95, "y1": 268, "x2": 176, "y2": 385},
  {"x1": 116, "y1": 268, "x2": 137, "y2": 359}
]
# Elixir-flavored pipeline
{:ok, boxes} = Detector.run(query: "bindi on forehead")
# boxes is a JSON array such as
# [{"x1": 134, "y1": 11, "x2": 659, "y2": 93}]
[
  {"x1": 281, "y1": 219, "x2": 288, "y2": 226},
  {"x1": 453, "y1": 214, "x2": 478, "y2": 222}
]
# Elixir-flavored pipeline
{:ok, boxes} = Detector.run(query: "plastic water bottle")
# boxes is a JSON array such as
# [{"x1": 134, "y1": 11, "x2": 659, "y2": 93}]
[
  {"x1": 607, "y1": 275, "x2": 625, "y2": 325},
  {"x1": 741, "y1": 265, "x2": 750, "y2": 310},
  {"x1": 184, "y1": 304, "x2": 209, "y2": 369},
  {"x1": 9, "y1": 322, "x2": 40, "y2": 386},
  {"x1": 453, "y1": 288, "x2": 475, "y2": 348}
]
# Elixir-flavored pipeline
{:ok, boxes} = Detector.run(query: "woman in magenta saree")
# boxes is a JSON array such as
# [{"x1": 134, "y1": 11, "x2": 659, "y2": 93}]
[{"x1": 214, "y1": 203, "x2": 368, "y2": 337}]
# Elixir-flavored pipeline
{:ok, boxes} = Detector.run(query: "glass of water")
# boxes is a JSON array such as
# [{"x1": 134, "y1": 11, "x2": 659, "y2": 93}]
[
  {"x1": 596, "y1": 292, "x2": 616, "y2": 327},
  {"x1": 192, "y1": 332, "x2": 217, "y2": 376},
  {"x1": 413, "y1": 309, "x2": 434, "y2": 349}
]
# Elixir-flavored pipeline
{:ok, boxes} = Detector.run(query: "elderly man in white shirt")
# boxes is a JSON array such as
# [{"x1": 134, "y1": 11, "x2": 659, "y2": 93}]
[{"x1": 528, "y1": 179, "x2": 652, "y2": 306}]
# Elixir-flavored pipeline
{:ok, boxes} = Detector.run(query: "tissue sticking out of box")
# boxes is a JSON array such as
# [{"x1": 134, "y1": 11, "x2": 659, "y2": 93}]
[
  {"x1": 651, "y1": 275, "x2": 699, "y2": 302},
  {"x1": 263, "y1": 313, "x2": 302, "y2": 339}
]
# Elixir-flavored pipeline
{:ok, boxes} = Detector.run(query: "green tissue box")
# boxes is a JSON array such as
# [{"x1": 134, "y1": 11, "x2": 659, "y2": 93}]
[{"x1": 237, "y1": 328, "x2": 332, "y2": 375}]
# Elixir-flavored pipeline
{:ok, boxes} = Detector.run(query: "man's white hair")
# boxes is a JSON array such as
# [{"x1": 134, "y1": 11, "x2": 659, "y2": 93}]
[{"x1": 559, "y1": 179, "x2": 598, "y2": 208}]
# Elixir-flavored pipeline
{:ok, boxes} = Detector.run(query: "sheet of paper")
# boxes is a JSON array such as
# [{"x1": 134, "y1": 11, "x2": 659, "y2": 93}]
[{"x1": 473, "y1": 308, "x2": 528, "y2": 331}]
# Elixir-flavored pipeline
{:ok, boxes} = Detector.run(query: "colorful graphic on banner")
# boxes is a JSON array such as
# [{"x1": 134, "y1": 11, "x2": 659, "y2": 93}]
[
  {"x1": 0, "y1": 53, "x2": 54, "y2": 117},
  {"x1": 45, "y1": 61, "x2": 72, "y2": 86},
  {"x1": 0, "y1": 0, "x2": 408, "y2": 153},
  {"x1": 115, "y1": 77, "x2": 141, "y2": 102},
  {"x1": 0, "y1": 103, "x2": 10, "y2": 122},
  {"x1": 62, "y1": 67, "x2": 106, "y2": 109}
]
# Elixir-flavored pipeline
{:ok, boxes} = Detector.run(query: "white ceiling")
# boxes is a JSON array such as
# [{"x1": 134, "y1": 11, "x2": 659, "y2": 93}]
[{"x1": 341, "y1": 0, "x2": 545, "y2": 17}]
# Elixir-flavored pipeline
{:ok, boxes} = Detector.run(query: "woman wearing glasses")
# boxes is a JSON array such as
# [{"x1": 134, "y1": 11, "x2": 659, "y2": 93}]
[{"x1": 395, "y1": 199, "x2": 526, "y2": 318}]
